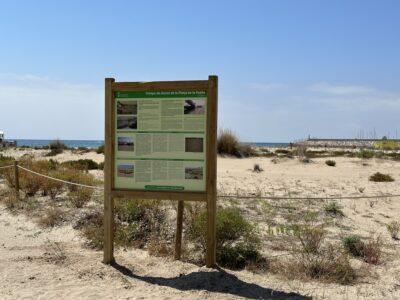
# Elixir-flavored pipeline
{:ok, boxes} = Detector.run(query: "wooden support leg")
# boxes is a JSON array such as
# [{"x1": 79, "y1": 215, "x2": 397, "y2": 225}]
[
  {"x1": 206, "y1": 195, "x2": 216, "y2": 267},
  {"x1": 14, "y1": 160, "x2": 19, "y2": 201},
  {"x1": 174, "y1": 200, "x2": 184, "y2": 260},
  {"x1": 103, "y1": 193, "x2": 115, "y2": 264}
]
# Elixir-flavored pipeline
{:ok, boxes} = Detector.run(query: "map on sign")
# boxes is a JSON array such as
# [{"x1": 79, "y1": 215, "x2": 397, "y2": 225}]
[{"x1": 114, "y1": 90, "x2": 207, "y2": 191}]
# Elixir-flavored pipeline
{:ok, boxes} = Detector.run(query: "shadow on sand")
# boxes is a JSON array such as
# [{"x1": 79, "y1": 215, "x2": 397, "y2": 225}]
[{"x1": 111, "y1": 262, "x2": 311, "y2": 299}]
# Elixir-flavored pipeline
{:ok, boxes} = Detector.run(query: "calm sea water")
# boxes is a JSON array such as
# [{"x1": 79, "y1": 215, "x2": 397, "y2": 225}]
[
  {"x1": 12, "y1": 139, "x2": 288, "y2": 149},
  {"x1": 14, "y1": 139, "x2": 104, "y2": 149}
]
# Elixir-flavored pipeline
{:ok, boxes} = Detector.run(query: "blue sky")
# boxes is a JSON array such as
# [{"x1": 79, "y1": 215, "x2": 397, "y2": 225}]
[{"x1": 0, "y1": 1, "x2": 399, "y2": 141}]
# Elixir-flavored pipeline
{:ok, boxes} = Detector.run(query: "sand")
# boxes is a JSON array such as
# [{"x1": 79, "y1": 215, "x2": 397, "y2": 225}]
[{"x1": 1, "y1": 149, "x2": 400, "y2": 299}]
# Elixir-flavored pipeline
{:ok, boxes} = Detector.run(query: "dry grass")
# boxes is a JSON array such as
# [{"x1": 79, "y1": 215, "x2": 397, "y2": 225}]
[
  {"x1": 387, "y1": 221, "x2": 400, "y2": 240},
  {"x1": 38, "y1": 206, "x2": 64, "y2": 227},
  {"x1": 217, "y1": 129, "x2": 240, "y2": 156},
  {"x1": 68, "y1": 188, "x2": 94, "y2": 208},
  {"x1": 217, "y1": 129, "x2": 256, "y2": 157}
]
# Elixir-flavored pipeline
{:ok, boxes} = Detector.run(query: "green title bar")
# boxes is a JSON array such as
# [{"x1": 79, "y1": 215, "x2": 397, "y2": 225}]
[
  {"x1": 145, "y1": 185, "x2": 185, "y2": 191},
  {"x1": 115, "y1": 91, "x2": 206, "y2": 98}
]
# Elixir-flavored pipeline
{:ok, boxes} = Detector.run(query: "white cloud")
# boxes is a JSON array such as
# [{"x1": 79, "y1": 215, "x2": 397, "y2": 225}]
[
  {"x1": 0, "y1": 74, "x2": 103, "y2": 139},
  {"x1": 308, "y1": 82, "x2": 375, "y2": 95},
  {"x1": 248, "y1": 82, "x2": 286, "y2": 93}
]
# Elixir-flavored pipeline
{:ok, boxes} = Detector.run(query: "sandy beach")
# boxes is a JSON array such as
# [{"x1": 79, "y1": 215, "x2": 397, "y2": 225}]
[{"x1": 1, "y1": 148, "x2": 400, "y2": 299}]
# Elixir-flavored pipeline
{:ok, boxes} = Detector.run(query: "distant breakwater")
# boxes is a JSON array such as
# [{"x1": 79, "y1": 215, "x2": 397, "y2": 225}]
[{"x1": 294, "y1": 138, "x2": 400, "y2": 149}]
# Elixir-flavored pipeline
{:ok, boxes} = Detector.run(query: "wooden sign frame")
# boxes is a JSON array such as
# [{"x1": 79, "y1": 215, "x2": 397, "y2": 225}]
[{"x1": 103, "y1": 76, "x2": 218, "y2": 267}]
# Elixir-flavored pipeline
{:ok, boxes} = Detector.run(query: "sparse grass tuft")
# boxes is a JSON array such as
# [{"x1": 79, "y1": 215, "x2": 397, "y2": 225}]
[
  {"x1": 369, "y1": 172, "x2": 394, "y2": 182},
  {"x1": 358, "y1": 149, "x2": 374, "y2": 159},
  {"x1": 74, "y1": 210, "x2": 104, "y2": 249},
  {"x1": 324, "y1": 201, "x2": 344, "y2": 217},
  {"x1": 342, "y1": 235, "x2": 382, "y2": 264},
  {"x1": 39, "y1": 206, "x2": 64, "y2": 227},
  {"x1": 68, "y1": 188, "x2": 94, "y2": 208},
  {"x1": 342, "y1": 235, "x2": 364, "y2": 257},
  {"x1": 387, "y1": 221, "x2": 400, "y2": 240},
  {"x1": 253, "y1": 164, "x2": 263, "y2": 172},
  {"x1": 294, "y1": 225, "x2": 325, "y2": 254}
]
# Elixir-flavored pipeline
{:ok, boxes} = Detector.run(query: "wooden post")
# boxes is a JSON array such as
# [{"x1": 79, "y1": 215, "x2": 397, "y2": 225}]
[
  {"x1": 103, "y1": 78, "x2": 115, "y2": 264},
  {"x1": 174, "y1": 200, "x2": 184, "y2": 260},
  {"x1": 14, "y1": 160, "x2": 19, "y2": 200},
  {"x1": 206, "y1": 75, "x2": 218, "y2": 267}
]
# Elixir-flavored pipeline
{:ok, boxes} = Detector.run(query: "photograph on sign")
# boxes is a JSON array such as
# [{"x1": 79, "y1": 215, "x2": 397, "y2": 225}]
[{"x1": 114, "y1": 91, "x2": 207, "y2": 192}]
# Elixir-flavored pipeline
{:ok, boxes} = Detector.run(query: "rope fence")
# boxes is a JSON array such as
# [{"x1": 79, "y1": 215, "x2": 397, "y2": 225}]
[
  {"x1": 17, "y1": 165, "x2": 103, "y2": 190},
  {"x1": 1, "y1": 163, "x2": 400, "y2": 201},
  {"x1": 0, "y1": 165, "x2": 13, "y2": 170}
]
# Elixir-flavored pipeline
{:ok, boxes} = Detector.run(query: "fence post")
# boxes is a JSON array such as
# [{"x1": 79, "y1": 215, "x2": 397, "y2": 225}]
[
  {"x1": 174, "y1": 200, "x2": 184, "y2": 260},
  {"x1": 14, "y1": 160, "x2": 19, "y2": 200}
]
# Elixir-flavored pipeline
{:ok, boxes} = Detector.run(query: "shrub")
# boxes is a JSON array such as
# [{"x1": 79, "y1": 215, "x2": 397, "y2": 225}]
[
  {"x1": 324, "y1": 201, "x2": 344, "y2": 217},
  {"x1": 358, "y1": 149, "x2": 374, "y2": 159},
  {"x1": 46, "y1": 139, "x2": 68, "y2": 156},
  {"x1": 114, "y1": 200, "x2": 169, "y2": 248},
  {"x1": 274, "y1": 245, "x2": 356, "y2": 284},
  {"x1": 373, "y1": 140, "x2": 399, "y2": 150},
  {"x1": 186, "y1": 206, "x2": 262, "y2": 269},
  {"x1": 342, "y1": 235, "x2": 381, "y2": 264},
  {"x1": 46, "y1": 148, "x2": 63, "y2": 157},
  {"x1": 0, "y1": 154, "x2": 14, "y2": 167},
  {"x1": 217, "y1": 243, "x2": 265, "y2": 270},
  {"x1": 38, "y1": 206, "x2": 64, "y2": 227},
  {"x1": 302, "y1": 249, "x2": 356, "y2": 284},
  {"x1": 387, "y1": 221, "x2": 400, "y2": 240},
  {"x1": 342, "y1": 235, "x2": 363, "y2": 257},
  {"x1": 96, "y1": 144, "x2": 104, "y2": 154},
  {"x1": 325, "y1": 160, "x2": 336, "y2": 167},
  {"x1": 362, "y1": 238, "x2": 381, "y2": 265},
  {"x1": 41, "y1": 171, "x2": 64, "y2": 199},
  {"x1": 68, "y1": 188, "x2": 94, "y2": 208},
  {"x1": 98, "y1": 162, "x2": 104, "y2": 170},
  {"x1": 253, "y1": 164, "x2": 263, "y2": 172},
  {"x1": 275, "y1": 149, "x2": 292, "y2": 155},
  {"x1": 369, "y1": 172, "x2": 394, "y2": 182},
  {"x1": 58, "y1": 168, "x2": 96, "y2": 192},
  {"x1": 75, "y1": 211, "x2": 104, "y2": 249},
  {"x1": 217, "y1": 129, "x2": 239, "y2": 156},
  {"x1": 62, "y1": 159, "x2": 99, "y2": 170},
  {"x1": 294, "y1": 225, "x2": 325, "y2": 254},
  {"x1": 238, "y1": 143, "x2": 257, "y2": 157},
  {"x1": 50, "y1": 139, "x2": 67, "y2": 151},
  {"x1": 2, "y1": 189, "x2": 20, "y2": 210}
]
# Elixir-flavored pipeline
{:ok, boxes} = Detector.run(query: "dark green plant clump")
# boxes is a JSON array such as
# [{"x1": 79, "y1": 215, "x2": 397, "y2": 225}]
[
  {"x1": 187, "y1": 206, "x2": 264, "y2": 269},
  {"x1": 96, "y1": 144, "x2": 104, "y2": 154},
  {"x1": 358, "y1": 149, "x2": 374, "y2": 159},
  {"x1": 62, "y1": 159, "x2": 100, "y2": 170},
  {"x1": 46, "y1": 139, "x2": 68, "y2": 156},
  {"x1": 342, "y1": 235, "x2": 381, "y2": 264},
  {"x1": 369, "y1": 172, "x2": 394, "y2": 182},
  {"x1": 324, "y1": 201, "x2": 344, "y2": 217},
  {"x1": 325, "y1": 160, "x2": 336, "y2": 167}
]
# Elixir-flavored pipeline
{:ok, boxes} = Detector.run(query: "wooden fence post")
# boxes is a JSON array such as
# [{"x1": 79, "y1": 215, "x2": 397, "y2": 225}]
[
  {"x1": 174, "y1": 200, "x2": 184, "y2": 260},
  {"x1": 103, "y1": 78, "x2": 115, "y2": 264},
  {"x1": 14, "y1": 160, "x2": 19, "y2": 200},
  {"x1": 206, "y1": 75, "x2": 218, "y2": 267}
]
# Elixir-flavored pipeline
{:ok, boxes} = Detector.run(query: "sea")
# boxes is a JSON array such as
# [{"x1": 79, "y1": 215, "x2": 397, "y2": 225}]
[{"x1": 11, "y1": 139, "x2": 289, "y2": 149}]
